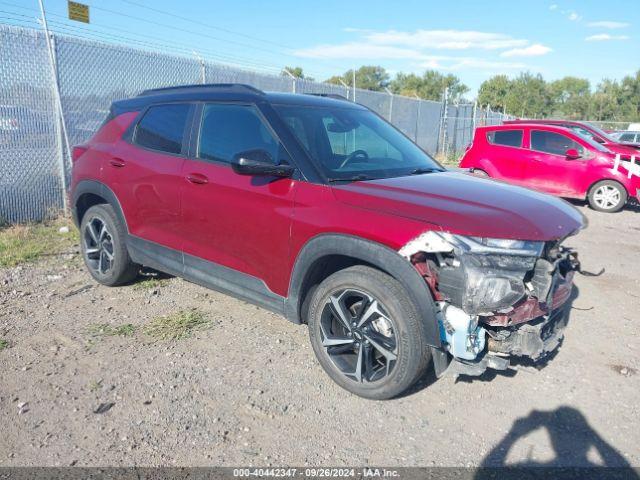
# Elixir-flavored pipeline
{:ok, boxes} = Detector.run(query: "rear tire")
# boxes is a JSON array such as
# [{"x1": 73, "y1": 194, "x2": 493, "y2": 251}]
[
  {"x1": 588, "y1": 180, "x2": 627, "y2": 213},
  {"x1": 307, "y1": 265, "x2": 431, "y2": 400},
  {"x1": 80, "y1": 204, "x2": 139, "y2": 286}
]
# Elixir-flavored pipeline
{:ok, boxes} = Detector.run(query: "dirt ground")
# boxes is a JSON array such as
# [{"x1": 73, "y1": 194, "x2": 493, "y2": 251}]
[{"x1": 1, "y1": 202, "x2": 639, "y2": 468}]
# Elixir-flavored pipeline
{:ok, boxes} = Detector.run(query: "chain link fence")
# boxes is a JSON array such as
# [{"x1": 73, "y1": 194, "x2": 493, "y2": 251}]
[{"x1": 1, "y1": 23, "x2": 509, "y2": 223}]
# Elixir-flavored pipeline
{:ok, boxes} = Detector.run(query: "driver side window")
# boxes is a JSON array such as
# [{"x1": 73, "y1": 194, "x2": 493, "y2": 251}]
[
  {"x1": 531, "y1": 130, "x2": 584, "y2": 157},
  {"x1": 198, "y1": 103, "x2": 279, "y2": 164}
]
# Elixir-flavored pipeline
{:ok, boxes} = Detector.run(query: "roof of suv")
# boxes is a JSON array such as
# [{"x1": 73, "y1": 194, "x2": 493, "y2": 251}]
[{"x1": 112, "y1": 83, "x2": 364, "y2": 113}]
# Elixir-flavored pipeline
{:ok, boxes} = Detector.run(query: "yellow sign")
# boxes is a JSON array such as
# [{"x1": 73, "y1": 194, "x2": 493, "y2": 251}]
[{"x1": 68, "y1": 1, "x2": 89, "y2": 23}]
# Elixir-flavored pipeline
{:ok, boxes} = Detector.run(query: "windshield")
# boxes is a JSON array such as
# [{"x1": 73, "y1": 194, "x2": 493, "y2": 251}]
[
  {"x1": 574, "y1": 122, "x2": 616, "y2": 143},
  {"x1": 567, "y1": 126, "x2": 612, "y2": 152},
  {"x1": 274, "y1": 104, "x2": 443, "y2": 181}
]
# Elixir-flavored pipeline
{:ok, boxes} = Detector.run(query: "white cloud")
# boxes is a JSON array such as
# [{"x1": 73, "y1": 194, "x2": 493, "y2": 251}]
[
  {"x1": 425, "y1": 58, "x2": 527, "y2": 71},
  {"x1": 364, "y1": 29, "x2": 528, "y2": 50},
  {"x1": 292, "y1": 42, "x2": 424, "y2": 60},
  {"x1": 585, "y1": 33, "x2": 630, "y2": 41},
  {"x1": 549, "y1": 4, "x2": 558, "y2": 10},
  {"x1": 587, "y1": 21, "x2": 630, "y2": 29},
  {"x1": 568, "y1": 11, "x2": 581, "y2": 21},
  {"x1": 500, "y1": 44, "x2": 552, "y2": 57}
]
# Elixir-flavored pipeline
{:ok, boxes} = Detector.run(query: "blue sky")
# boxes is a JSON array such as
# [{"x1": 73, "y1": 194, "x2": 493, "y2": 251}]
[{"x1": 5, "y1": 0, "x2": 639, "y2": 96}]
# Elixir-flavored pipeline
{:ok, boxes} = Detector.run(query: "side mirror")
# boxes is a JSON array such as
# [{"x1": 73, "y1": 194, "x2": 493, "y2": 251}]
[
  {"x1": 231, "y1": 149, "x2": 295, "y2": 177},
  {"x1": 565, "y1": 148, "x2": 581, "y2": 160}
]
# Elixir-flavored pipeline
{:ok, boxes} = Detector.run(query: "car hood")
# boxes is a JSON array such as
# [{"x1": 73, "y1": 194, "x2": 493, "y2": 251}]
[
  {"x1": 606, "y1": 142, "x2": 640, "y2": 155},
  {"x1": 331, "y1": 171, "x2": 585, "y2": 241}
]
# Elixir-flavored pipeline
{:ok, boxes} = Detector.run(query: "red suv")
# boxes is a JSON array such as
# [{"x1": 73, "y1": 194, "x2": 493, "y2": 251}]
[
  {"x1": 71, "y1": 84, "x2": 585, "y2": 399},
  {"x1": 460, "y1": 123, "x2": 640, "y2": 213}
]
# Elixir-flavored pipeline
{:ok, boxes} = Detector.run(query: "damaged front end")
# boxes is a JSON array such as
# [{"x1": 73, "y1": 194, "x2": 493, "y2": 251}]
[{"x1": 399, "y1": 231, "x2": 581, "y2": 377}]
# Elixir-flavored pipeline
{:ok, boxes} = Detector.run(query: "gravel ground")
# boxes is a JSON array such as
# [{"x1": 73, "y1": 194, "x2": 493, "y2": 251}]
[{"x1": 0, "y1": 203, "x2": 639, "y2": 468}]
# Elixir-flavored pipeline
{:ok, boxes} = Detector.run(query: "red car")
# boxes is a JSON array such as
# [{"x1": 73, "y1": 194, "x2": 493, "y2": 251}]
[
  {"x1": 71, "y1": 84, "x2": 585, "y2": 399},
  {"x1": 504, "y1": 119, "x2": 640, "y2": 155},
  {"x1": 460, "y1": 123, "x2": 640, "y2": 212}
]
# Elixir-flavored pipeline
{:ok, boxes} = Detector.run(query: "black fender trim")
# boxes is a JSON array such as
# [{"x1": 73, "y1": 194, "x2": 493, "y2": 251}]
[
  {"x1": 284, "y1": 233, "x2": 442, "y2": 349},
  {"x1": 72, "y1": 180, "x2": 128, "y2": 231}
]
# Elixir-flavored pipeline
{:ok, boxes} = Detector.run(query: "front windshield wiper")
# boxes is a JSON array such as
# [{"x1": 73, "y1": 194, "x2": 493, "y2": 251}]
[
  {"x1": 327, "y1": 174, "x2": 376, "y2": 183},
  {"x1": 409, "y1": 167, "x2": 444, "y2": 175}
]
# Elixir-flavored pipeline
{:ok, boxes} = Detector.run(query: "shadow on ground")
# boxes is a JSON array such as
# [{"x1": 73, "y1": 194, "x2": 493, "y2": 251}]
[{"x1": 474, "y1": 406, "x2": 638, "y2": 479}]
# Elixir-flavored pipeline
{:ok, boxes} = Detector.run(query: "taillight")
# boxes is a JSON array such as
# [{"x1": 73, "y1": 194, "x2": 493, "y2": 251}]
[{"x1": 72, "y1": 145, "x2": 88, "y2": 163}]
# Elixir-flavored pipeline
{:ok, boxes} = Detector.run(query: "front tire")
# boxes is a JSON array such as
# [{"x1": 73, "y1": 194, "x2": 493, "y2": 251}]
[
  {"x1": 307, "y1": 265, "x2": 431, "y2": 400},
  {"x1": 80, "y1": 204, "x2": 139, "y2": 286},
  {"x1": 588, "y1": 180, "x2": 627, "y2": 213}
]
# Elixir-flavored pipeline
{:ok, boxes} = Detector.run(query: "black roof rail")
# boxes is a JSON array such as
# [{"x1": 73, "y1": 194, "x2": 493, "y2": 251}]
[
  {"x1": 139, "y1": 83, "x2": 265, "y2": 97},
  {"x1": 304, "y1": 93, "x2": 350, "y2": 102}
]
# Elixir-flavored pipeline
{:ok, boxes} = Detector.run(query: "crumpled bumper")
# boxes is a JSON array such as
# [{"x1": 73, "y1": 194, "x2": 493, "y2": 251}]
[{"x1": 447, "y1": 304, "x2": 570, "y2": 377}]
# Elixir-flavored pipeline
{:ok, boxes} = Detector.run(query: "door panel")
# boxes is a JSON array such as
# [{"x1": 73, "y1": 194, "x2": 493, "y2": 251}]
[
  {"x1": 484, "y1": 129, "x2": 526, "y2": 184},
  {"x1": 524, "y1": 130, "x2": 588, "y2": 197},
  {"x1": 106, "y1": 104, "x2": 191, "y2": 251},
  {"x1": 180, "y1": 103, "x2": 296, "y2": 295}
]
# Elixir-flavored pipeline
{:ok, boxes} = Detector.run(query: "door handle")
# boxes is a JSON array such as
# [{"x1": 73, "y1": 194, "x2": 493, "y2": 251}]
[
  {"x1": 109, "y1": 158, "x2": 125, "y2": 168},
  {"x1": 186, "y1": 173, "x2": 208, "y2": 185}
]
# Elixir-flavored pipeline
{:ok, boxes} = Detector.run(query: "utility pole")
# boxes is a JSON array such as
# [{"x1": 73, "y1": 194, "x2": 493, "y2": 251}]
[{"x1": 38, "y1": 0, "x2": 70, "y2": 215}]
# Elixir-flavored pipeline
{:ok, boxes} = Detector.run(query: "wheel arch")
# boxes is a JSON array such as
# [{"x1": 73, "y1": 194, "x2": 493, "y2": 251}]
[
  {"x1": 587, "y1": 177, "x2": 629, "y2": 197},
  {"x1": 284, "y1": 233, "x2": 442, "y2": 349},
  {"x1": 73, "y1": 180, "x2": 128, "y2": 231}
]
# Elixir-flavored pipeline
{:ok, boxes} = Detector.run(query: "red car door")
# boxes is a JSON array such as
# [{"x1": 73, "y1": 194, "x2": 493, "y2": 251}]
[
  {"x1": 523, "y1": 129, "x2": 589, "y2": 197},
  {"x1": 180, "y1": 102, "x2": 296, "y2": 295},
  {"x1": 482, "y1": 128, "x2": 527, "y2": 185},
  {"x1": 106, "y1": 103, "x2": 190, "y2": 251}
]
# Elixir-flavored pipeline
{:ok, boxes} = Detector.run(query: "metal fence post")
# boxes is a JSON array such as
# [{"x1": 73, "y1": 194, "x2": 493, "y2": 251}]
[
  {"x1": 438, "y1": 87, "x2": 449, "y2": 156},
  {"x1": 414, "y1": 94, "x2": 421, "y2": 144},
  {"x1": 38, "y1": 0, "x2": 70, "y2": 215},
  {"x1": 384, "y1": 87, "x2": 393, "y2": 122},
  {"x1": 282, "y1": 68, "x2": 296, "y2": 93},
  {"x1": 193, "y1": 51, "x2": 205, "y2": 84}
]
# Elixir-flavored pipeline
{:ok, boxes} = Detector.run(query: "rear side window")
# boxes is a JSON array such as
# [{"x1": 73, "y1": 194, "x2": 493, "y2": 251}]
[
  {"x1": 531, "y1": 130, "x2": 584, "y2": 156},
  {"x1": 134, "y1": 104, "x2": 190, "y2": 154},
  {"x1": 486, "y1": 129, "x2": 523, "y2": 147},
  {"x1": 198, "y1": 103, "x2": 279, "y2": 163}
]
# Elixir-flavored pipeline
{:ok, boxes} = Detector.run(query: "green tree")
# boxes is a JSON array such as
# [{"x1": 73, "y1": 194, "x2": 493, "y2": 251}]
[
  {"x1": 504, "y1": 72, "x2": 551, "y2": 118},
  {"x1": 477, "y1": 75, "x2": 511, "y2": 111},
  {"x1": 281, "y1": 66, "x2": 313, "y2": 81},
  {"x1": 390, "y1": 71, "x2": 469, "y2": 102},
  {"x1": 325, "y1": 66, "x2": 390, "y2": 91},
  {"x1": 548, "y1": 76, "x2": 591, "y2": 119}
]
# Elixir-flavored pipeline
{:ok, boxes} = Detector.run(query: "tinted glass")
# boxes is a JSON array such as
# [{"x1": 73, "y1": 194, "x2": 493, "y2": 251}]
[
  {"x1": 274, "y1": 104, "x2": 442, "y2": 181},
  {"x1": 487, "y1": 130, "x2": 523, "y2": 147},
  {"x1": 619, "y1": 133, "x2": 635, "y2": 142},
  {"x1": 531, "y1": 130, "x2": 584, "y2": 156},
  {"x1": 198, "y1": 104, "x2": 278, "y2": 163},
  {"x1": 135, "y1": 104, "x2": 190, "y2": 154}
]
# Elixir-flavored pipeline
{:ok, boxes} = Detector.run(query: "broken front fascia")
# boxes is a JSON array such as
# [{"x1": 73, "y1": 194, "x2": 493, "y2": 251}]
[{"x1": 399, "y1": 231, "x2": 579, "y2": 364}]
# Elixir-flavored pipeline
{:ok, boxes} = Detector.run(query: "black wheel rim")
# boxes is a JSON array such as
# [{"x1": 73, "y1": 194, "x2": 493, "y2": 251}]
[
  {"x1": 83, "y1": 216, "x2": 114, "y2": 275},
  {"x1": 319, "y1": 288, "x2": 398, "y2": 383}
]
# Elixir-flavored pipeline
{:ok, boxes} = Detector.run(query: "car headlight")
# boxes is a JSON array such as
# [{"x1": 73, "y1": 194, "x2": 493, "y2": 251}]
[
  {"x1": 434, "y1": 233, "x2": 544, "y2": 315},
  {"x1": 439, "y1": 233, "x2": 544, "y2": 257}
]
